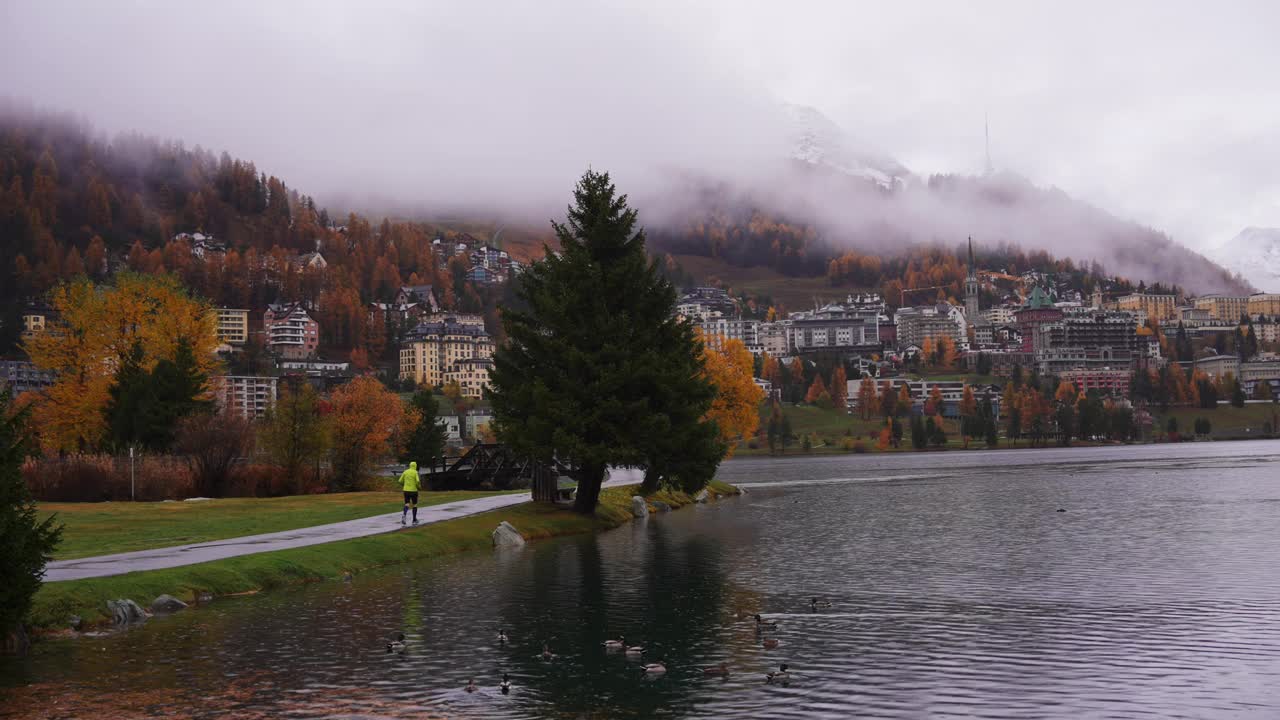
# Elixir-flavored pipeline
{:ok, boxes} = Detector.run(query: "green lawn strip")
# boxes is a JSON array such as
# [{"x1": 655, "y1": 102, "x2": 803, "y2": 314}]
[
  {"x1": 29, "y1": 481, "x2": 739, "y2": 631},
  {"x1": 42, "y1": 489, "x2": 521, "y2": 560},
  {"x1": 1153, "y1": 404, "x2": 1280, "y2": 439}
]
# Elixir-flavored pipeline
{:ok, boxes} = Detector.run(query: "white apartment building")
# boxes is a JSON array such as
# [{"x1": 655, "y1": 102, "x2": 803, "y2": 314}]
[{"x1": 213, "y1": 375, "x2": 278, "y2": 419}]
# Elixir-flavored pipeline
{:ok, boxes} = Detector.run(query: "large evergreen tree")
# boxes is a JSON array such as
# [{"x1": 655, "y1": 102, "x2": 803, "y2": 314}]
[
  {"x1": 105, "y1": 339, "x2": 210, "y2": 451},
  {"x1": 490, "y1": 170, "x2": 719, "y2": 513},
  {"x1": 0, "y1": 390, "x2": 61, "y2": 654},
  {"x1": 402, "y1": 391, "x2": 447, "y2": 465}
]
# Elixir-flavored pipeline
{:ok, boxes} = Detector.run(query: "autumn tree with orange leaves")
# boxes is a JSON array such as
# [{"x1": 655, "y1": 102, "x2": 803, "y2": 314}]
[
  {"x1": 699, "y1": 334, "x2": 765, "y2": 458},
  {"x1": 329, "y1": 377, "x2": 416, "y2": 490},
  {"x1": 24, "y1": 273, "x2": 218, "y2": 453}
]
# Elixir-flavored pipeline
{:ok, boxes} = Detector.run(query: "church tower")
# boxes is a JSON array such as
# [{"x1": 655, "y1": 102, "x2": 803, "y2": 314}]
[{"x1": 965, "y1": 236, "x2": 980, "y2": 327}]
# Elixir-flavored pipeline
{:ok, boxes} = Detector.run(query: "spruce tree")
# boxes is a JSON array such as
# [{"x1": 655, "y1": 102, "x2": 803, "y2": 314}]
[
  {"x1": 0, "y1": 390, "x2": 61, "y2": 653},
  {"x1": 490, "y1": 170, "x2": 718, "y2": 513},
  {"x1": 402, "y1": 391, "x2": 447, "y2": 466}
]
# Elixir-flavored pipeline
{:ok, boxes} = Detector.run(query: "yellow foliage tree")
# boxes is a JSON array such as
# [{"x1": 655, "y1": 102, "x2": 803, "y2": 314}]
[
  {"x1": 699, "y1": 333, "x2": 765, "y2": 457},
  {"x1": 25, "y1": 273, "x2": 218, "y2": 452}
]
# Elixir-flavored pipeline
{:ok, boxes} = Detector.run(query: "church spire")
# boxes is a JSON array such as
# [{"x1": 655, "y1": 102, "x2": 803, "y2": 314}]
[{"x1": 967, "y1": 235, "x2": 975, "y2": 277}]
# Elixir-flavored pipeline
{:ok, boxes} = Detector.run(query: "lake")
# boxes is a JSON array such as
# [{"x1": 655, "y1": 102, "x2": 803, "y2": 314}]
[{"x1": 5, "y1": 440, "x2": 1280, "y2": 718}]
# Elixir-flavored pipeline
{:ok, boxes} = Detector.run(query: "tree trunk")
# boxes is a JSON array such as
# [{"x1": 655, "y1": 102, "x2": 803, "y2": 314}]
[
  {"x1": 2, "y1": 623, "x2": 29, "y2": 657},
  {"x1": 639, "y1": 466, "x2": 661, "y2": 495},
  {"x1": 573, "y1": 463, "x2": 606, "y2": 514}
]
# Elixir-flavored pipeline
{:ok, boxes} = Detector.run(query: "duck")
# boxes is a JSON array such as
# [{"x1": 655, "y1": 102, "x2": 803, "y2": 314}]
[
  {"x1": 810, "y1": 597, "x2": 832, "y2": 610},
  {"x1": 541, "y1": 643, "x2": 556, "y2": 661},
  {"x1": 464, "y1": 678, "x2": 478, "y2": 694},
  {"x1": 754, "y1": 614, "x2": 779, "y2": 631},
  {"x1": 762, "y1": 638, "x2": 780, "y2": 649},
  {"x1": 603, "y1": 636, "x2": 626, "y2": 650},
  {"x1": 702, "y1": 662, "x2": 730, "y2": 676},
  {"x1": 765, "y1": 663, "x2": 791, "y2": 684},
  {"x1": 500, "y1": 673, "x2": 512, "y2": 695},
  {"x1": 625, "y1": 643, "x2": 645, "y2": 656},
  {"x1": 641, "y1": 660, "x2": 667, "y2": 675},
  {"x1": 497, "y1": 629, "x2": 508, "y2": 644},
  {"x1": 385, "y1": 633, "x2": 407, "y2": 653}
]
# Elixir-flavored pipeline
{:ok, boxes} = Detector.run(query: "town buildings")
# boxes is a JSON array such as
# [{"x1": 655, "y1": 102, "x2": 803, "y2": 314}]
[
  {"x1": 264, "y1": 302, "x2": 320, "y2": 359},
  {"x1": 213, "y1": 308, "x2": 250, "y2": 346},
  {"x1": 1249, "y1": 293, "x2": 1280, "y2": 318},
  {"x1": 394, "y1": 285, "x2": 441, "y2": 312},
  {"x1": 894, "y1": 303, "x2": 965, "y2": 350},
  {"x1": 399, "y1": 315, "x2": 496, "y2": 391},
  {"x1": 0, "y1": 360, "x2": 56, "y2": 394},
  {"x1": 786, "y1": 294, "x2": 884, "y2": 355},
  {"x1": 1194, "y1": 295, "x2": 1249, "y2": 322},
  {"x1": 213, "y1": 375, "x2": 278, "y2": 419},
  {"x1": 1117, "y1": 292, "x2": 1178, "y2": 322},
  {"x1": 1058, "y1": 368, "x2": 1131, "y2": 396},
  {"x1": 699, "y1": 317, "x2": 761, "y2": 353},
  {"x1": 21, "y1": 304, "x2": 54, "y2": 340}
]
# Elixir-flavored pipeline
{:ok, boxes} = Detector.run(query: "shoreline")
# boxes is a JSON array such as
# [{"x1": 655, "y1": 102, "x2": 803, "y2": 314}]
[{"x1": 27, "y1": 481, "x2": 740, "y2": 637}]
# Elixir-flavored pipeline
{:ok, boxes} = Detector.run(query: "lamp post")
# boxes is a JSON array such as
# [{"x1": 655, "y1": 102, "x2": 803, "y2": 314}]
[{"x1": 130, "y1": 445, "x2": 136, "y2": 501}]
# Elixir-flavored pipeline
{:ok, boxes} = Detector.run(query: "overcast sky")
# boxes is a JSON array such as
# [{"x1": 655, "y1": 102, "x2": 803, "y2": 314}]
[{"x1": 1, "y1": 0, "x2": 1277, "y2": 251}]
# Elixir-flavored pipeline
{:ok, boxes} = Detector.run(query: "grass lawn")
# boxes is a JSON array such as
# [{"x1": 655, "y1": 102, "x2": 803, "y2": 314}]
[
  {"x1": 29, "y1": 481, "x2": 739, "y2": 630},
  {"x1": 1153, "y1": 403, "x2": 1280, "y2": 439},
  {"x1": 741, "y1": 402, "x2": 964, "y2": 455},
  {"x1": 41, "y1": 488, "x2": 519, "y2": 560}
]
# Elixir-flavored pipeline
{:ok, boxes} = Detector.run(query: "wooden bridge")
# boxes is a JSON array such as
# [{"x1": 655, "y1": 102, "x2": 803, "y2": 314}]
[{"x1": 422, "y1": 442, "x2": 579, "y2": 502}]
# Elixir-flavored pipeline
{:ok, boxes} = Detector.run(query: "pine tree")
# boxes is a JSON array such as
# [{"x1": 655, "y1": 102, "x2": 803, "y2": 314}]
[
  {"x1": 402, "y1": 391, "x2": 447, "y2": 466},
  {"x1": 489, "y1": 170, "x2": 719, "y2": 513},
  {"x1": 1, "y1": 389, "x2": 62, "y2": 653}
]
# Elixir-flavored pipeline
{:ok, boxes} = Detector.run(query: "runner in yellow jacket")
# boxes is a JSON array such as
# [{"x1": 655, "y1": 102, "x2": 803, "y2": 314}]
[{"x1": 399, "y1": 462, "x2": 421, "y2": 526}]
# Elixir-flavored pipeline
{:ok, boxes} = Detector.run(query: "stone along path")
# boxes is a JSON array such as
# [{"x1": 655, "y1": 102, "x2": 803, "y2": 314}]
[{"x1": 46, "y1": 477, "x2": 636, "y2": 582}]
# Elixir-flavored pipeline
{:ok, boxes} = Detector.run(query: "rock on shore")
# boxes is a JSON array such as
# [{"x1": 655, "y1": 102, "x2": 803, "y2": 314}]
[
  {"x1": 107, "y1": 599, "x2": 147, "y2": 625},
  {"x1": 151, "y1": 595, "x2": 188, "y2": 615},
  {"x1": 492, "y1": 521, "x2": 526, "y2": 547},
  {"x1": 631, "y1": 496, "x2": 648, "y2": 517}
]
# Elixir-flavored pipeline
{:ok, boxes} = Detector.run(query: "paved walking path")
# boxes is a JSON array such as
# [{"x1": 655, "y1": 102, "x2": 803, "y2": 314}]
[{"x1": 46, "y1": 475, "x2": 637, "y2": 582}]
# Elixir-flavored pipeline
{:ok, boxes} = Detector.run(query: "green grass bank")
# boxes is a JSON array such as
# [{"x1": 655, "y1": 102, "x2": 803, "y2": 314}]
[
  {"x1": 41, "y1": 489, "x2": 515, "y2": 560},
  {"x1": 29, "y1": 481, "x2": 739, "y2": 632}
]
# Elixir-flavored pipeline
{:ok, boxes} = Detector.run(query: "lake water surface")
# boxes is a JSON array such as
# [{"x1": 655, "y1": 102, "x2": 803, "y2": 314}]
[{"x1": 5, "y1": 441, "x2": 1280, "y2": 718}]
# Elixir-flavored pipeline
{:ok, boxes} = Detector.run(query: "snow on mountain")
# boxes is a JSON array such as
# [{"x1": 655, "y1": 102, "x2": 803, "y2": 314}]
[
  {"x1": 782, "y1": 104, "x2": 913, "y2": 189},
  {"x1": 1213, "y1": 227, "x2": 1280, "y2": 293}
]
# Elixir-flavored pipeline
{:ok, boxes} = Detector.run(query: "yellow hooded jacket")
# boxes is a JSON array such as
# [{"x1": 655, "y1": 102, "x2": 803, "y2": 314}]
[{"x1": 399, "y1": 462, "x2": 421, "y2": 492}]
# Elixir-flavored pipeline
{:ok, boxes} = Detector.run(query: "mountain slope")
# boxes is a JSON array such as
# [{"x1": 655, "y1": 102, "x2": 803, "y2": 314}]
[{"x1": 1213, "y1": 227, "x2": 1280, "y2": 293}]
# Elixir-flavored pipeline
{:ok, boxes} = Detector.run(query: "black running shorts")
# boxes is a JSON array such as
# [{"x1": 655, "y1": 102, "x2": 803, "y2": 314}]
[{"x1": 403, "y1": 491, "x2": 419, "y2": 506}]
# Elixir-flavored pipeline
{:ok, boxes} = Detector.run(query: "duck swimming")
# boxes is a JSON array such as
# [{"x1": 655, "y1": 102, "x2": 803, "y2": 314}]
[
  {"x1": 762, "y1": 638, "x2": 780, "y2": 649},
  {"x1": 625, "y1": 643, "x2": 645, "y2": 656},
  {"x1": 500, "y1": 673, "x2": 512, "y2": 695},
  {"x1": 497, "y1": 629, "x2": 508, "y2": 643},
  {"x1": 603, "y1": 636, "x2": 626, "y2": 650},
  {"x1": 464, "y1": 678, "x2": 478, "y2": 693},
  {"x1": 641, "y1": 660, "x2": 667, "y2": 675},
  {"x1": 810, "y1": 597, "x2": 832, "y2": 610},
  {"x1": 754, "y1": 614, "x2": 779, "y2": 630},
  {"x1": 541, "y1": 643, "x2": 556, "y2": 661},
  {"x1": 702, "y1": 662, "x2": 730, "y2": 676},
  {"x1": 385, "y1": 633, "x2": 407, "y2": 653},
  {"x1": 765, "y1": 664, "x2": 791, "y2": 683}
]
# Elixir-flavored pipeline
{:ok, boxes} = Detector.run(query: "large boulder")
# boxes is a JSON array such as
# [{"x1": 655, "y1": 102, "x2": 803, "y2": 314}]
[
  {"x1": 630, "y1": 496, "x2": 648, "y2": 518},
  {"x1": 151, "y1": 594, "x2": 188, "y2": 615},
  {"x1": 492, "y1": 521, "x2": 526, "y2": 547},
  {"x1": 107, "y1": 599, "x2": 147, "y2": 625},
  {"x1": 651, "y1": 500, "x2": 672, "y2": 513}
]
